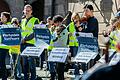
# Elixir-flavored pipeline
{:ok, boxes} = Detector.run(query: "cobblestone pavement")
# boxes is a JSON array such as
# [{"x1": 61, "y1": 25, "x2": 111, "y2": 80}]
[{"x1": 6, "y1": 66, "x2": 82, "y2": 80}]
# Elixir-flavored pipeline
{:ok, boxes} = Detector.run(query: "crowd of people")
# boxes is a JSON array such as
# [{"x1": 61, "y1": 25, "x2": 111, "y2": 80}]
[{"x1": 0, "y1": 3, "x2": 120, "y2": 80}]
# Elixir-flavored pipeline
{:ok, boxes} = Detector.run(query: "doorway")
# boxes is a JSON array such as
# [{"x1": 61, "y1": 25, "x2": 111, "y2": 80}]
[{"x1": 31, "y1": 0, "x2": 44, "y2": 21}]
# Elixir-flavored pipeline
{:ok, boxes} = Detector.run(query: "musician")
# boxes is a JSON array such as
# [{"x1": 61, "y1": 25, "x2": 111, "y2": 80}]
[
  {"x1": 66, "y1": 12, "x2": 80, "y2": 78},
  {"x1": 81, "y1": 12, "x2": 120, "y2": 80},
  {"x1": 102, "y1": 13, "x2": 120, "y2": 51},
  {"x1": 78, "y1": 4, "x2": 99, "y2": 39},
  {"x1": 48, "y1": 15, "x2": 68, "y2": 80}
]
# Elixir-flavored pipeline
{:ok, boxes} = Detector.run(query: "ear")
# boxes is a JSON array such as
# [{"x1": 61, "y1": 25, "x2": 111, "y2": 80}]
[{"x1": 22, "y1": 10, "x2": 24, "y2": 14}]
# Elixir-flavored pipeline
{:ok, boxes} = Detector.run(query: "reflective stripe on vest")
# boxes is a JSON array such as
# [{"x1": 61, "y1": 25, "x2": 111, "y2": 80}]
[
  {"x1": 69, "y1": 22, "x2": 78, "y2": 46},
  {"x1": 21, "y1": 17, "x2": 38, "y2": 44}
]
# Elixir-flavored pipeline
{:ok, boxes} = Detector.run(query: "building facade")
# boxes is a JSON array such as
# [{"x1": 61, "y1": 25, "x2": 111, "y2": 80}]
[{"x1": 0, "y1": 0, "x2": 120, "y2": 44}]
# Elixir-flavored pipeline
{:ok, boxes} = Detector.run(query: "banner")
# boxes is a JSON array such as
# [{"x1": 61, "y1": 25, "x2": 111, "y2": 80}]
[
  {"x1": 73, "y1": 52, "x2": 98, "y2": 64},
  {"x1": 48, "y1": 48, "x2": 70, "y2": 63},
  {"x1": 77, "y1": 37, "x2": 99, "y2": 52},
  {"x1": 75, "y1": 32, "x2": 93, "y2": 37},
  {"x1": 21, "y1": 47, "x2": 44, "y2": 57},
  {"x1": 0, "y1": 27, "x2": 21, "y2": 45},
  {"x1": 72, "y1": 37, "x2": 99, "y2": 63},
  {"x1": 34, "y1": 27, "x2": 51, "y2": 45}
]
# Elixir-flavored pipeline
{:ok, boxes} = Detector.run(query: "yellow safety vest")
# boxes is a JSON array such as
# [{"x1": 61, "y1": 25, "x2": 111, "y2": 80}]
[
  {"x1": 109, "y1": 30, "x2": 120, "y2": 49},
  {"x1": 9, "y1": 45, "x2": 20, "y2": 54},
  {"x1": 48, "y1": 40, "x2": 54, "y2": 51},
  {"x1": 6, "y1": 22, "x2": 11, "y2": 25},
  {"x1": 21, "y1": 17, "x2": 39, "y2": 44},
  {"x1": 47, "y1": 27, "x2": 54, "y2": 51},
  {"x1": 48, "y1": 25, "x2": 68, "y2": 51},
  {"x1": 68, "y1": 22, "x2": 78, "y2": 47}
]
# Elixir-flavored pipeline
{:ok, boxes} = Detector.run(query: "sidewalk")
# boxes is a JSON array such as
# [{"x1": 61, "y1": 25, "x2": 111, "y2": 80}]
[{"x1": 6, "y1": 66, "x2": 82, "y2": 80}]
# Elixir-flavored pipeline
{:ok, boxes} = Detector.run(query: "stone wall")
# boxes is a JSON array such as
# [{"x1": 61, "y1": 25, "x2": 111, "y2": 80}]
[
  {"x1": 44, "y1": 0, "x2": 68, "y2": 19},
  {"x1": 5, "y1": 0, "x2": 24, "y2": 20}
]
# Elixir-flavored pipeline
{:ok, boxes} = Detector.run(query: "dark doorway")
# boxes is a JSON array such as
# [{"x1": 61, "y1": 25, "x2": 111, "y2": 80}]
[
  {"x1": 0, "y1": 0, "x2": 10, "y2": 13},
  {"x1": 31, "y1": 0, "x2": 44, "y2": 21}
]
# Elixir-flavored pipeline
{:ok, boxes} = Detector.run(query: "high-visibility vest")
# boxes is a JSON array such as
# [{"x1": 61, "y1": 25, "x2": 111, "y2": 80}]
[
  {"x1": 0, "y1": 22, "x2": 11, "y2": 49},
  {"x1": 9, "y1": 45, "x2": 20, "y2": 54},
  {"x1": 48, "y1": 25, "x2": 68, "y2": 51},
  {"x1": 68, "y1": 22, "x2": 78, "y2": 46},
  {"x1": 48, "y1": 40, "x2": 54, "y2": 51},
  {"x1": 109, "y1": 39, "x2": 116, "y2": 49},
  {"x1": 21, "y1": 17, "x2": 39, "y2": 44},
  {"x1": 6, "y1": 22, "x2": 11, "y2": 25},
  {"x1": 109, "y1": 30, "x2": 120, "y2": 49},
  {"x1": 47, "y1": 27, "x2": 54, "y2": 51}
]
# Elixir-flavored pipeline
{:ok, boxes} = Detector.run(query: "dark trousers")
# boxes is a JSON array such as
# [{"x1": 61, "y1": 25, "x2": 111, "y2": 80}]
[
  {"x1": 21, "y1": 43, "x2": 36, "y2": 80},
  {"x1": 49, "y1": 62, "x2": 64, "y2": 80},
  {"x1": 69, "y1": 46, "x2": 79, "y2": 74},
  {"x1": 40, "y1": 50, "x2": 45, "y2": 69},
  {"x1": 0, "y1": 48, "x2": 9, "y2": 80},
  {"x1": 56, "y1": 63, "x2": 65, "y2": 80}
]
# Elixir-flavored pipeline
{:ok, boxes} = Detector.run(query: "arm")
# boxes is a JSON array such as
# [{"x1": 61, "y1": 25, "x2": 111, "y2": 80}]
[
  {"x1": 88, "y1": 18, "x2": 98, "y2": 38},
  {"x1": 22, "y1": 18, "x2": 40, "y2": 43}
]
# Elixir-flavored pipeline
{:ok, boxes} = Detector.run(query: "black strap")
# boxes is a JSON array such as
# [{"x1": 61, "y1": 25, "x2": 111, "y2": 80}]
[{"x1": 109, "y1": 51, "x2": 117, "y2": 62}]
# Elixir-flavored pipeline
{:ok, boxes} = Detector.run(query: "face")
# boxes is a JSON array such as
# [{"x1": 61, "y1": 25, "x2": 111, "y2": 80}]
[
  {"x1": 47, "y1": 19, "x2": 53, "y2": 25},
  {"x1": 23, "y1": 6, "x2": 32, "y2": 16},
  {"x1": 1, "y1": 14, "x2": 7, "y2": 23},
  {"x1": 84, "y1": 8, "x2": 91, "y2": 17},
  {"x1": 72, "y1": 15, "x2": 80, "y2": 24},
  {"x1": 53, "y1": 22, "x2": 59, "y2": 27}
]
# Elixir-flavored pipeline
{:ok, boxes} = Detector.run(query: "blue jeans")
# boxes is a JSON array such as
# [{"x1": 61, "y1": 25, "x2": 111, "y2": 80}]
[
  {"x1": 48, "y1": 62, "x2": 56, "y2": 80},
  {"x1": 11, "y1": 54, "x2": 22, "y2": 79},
  {"x1": 21, "y1": 43, "x2": 36, "y2": 80},
  {"x1": 0, "y1": 48, "x2": 9, "y2": 80}
]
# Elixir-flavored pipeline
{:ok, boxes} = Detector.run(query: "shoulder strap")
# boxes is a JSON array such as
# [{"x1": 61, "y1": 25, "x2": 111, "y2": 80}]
[{"x1": 109, "y1": 51, "x2": 117, "y2": 62}]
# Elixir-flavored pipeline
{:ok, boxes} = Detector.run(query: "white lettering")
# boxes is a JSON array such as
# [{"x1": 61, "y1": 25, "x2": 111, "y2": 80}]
[{"x1": 36, "y1": 35, "x2": 50, "y2": 39}]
